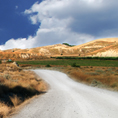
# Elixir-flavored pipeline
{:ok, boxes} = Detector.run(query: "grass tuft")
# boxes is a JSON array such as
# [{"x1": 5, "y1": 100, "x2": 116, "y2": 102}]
[
  {"x1": 0, "y1": 103, "x2": 10, "y2": 118},
  {"x1": 9, "y1": 95, "x2": 22, "y2": 107}
]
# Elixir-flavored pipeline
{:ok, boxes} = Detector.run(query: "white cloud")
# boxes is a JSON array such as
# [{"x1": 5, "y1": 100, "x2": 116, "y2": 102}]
[
  {"x1": 1, "y1": 0, "x2": 118, "y2": 50},
  {"x1": 0, "y1": 36, "x2": 35, "y2": 50}
]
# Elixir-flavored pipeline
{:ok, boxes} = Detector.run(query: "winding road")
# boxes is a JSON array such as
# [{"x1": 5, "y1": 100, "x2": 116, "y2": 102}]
[{"x1": 11, "y1": 69, "x2": 118, "y2": 118}]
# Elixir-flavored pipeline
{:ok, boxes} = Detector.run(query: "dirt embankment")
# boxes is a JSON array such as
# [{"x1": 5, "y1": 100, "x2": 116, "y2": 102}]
[{"x1": 0, "y1": 63, "x2": 47, "y2": 118}]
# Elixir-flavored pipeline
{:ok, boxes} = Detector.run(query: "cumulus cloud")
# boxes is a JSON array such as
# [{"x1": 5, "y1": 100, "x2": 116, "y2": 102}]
[
  {"x1": 1, "y1": 0, "x2": 118, "y2": 50},
  {"x1": 0, "y1": 36, "x2": 35, "y2": 50}
]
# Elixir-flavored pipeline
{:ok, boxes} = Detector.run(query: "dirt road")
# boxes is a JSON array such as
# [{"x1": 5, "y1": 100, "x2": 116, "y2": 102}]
[{"x1": 11, "y1": 70, "x2": 118, "y2": 118}]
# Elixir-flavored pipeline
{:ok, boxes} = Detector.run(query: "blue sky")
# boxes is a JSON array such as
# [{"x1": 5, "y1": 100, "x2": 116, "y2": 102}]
[
  {"x1": 0, "y1": 0, "x2": 41, "y2": 44},
  {"x1": 0, "y1": 0, "x2": 118, "y2": 50}
]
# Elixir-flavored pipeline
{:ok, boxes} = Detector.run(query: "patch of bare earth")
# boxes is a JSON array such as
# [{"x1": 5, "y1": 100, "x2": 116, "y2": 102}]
[{"x1": 0, "y1": 63, "x2": 47, "y2": 118}]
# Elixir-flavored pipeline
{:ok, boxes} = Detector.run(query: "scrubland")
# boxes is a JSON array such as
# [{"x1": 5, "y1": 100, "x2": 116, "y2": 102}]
[
  {"x1": 61, "y1": 66, "x2": 118, "y2": 91},
  {"x1": 0, "y1": 63, "x2": 47, "y2": 118},
  {"x1": 18, "y1": 59, "x2": 118, "y2": 91},
  {"x1": 1, "y1": 58, "x2": 118, "y2": 117}
]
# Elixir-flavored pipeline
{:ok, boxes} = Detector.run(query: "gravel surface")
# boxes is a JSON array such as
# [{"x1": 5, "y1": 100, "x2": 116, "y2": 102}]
[{"x1": 10, "y1": 69, "x2": 118, "y2": 118}]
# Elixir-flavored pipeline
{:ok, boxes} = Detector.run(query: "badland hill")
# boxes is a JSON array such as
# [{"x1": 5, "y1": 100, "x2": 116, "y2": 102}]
[{"x1": 0, "y1": 38, "x2": 118, "y2": 60}]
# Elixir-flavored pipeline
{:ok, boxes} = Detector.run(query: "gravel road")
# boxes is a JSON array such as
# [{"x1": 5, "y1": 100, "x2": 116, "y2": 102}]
[{"x1": 11, "y1": 69, "x2": 118, "y2": 118}]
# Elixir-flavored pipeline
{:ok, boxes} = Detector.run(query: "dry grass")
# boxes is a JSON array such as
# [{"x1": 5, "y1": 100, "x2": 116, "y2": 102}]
[
  {"x1": 20, "y1": 63, "x2": 118, "y2": 91},
  {"x1": 56, "y1": 66, "x2": 118, "y2": 91},
  {"x1": 9, "y1": 95, "x2": 22, "y2": 107},
  {"x1": 0, "y1": 103, "x2": 10, "y2": 118},
  {"x1": 70, "y1": 71, "x2": 89, "y2": 83},
  {"x1": 76, "y1": 68, "x2": 118, "y2": 90},
  {"x1": 0, "y1": 63, "x2": 47, "y2": 117}
]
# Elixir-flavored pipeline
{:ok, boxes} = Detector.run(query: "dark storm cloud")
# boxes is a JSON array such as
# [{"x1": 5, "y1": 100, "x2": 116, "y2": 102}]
[{"x1": 66, "y1": 0, "x2": 118, "y2": 37}]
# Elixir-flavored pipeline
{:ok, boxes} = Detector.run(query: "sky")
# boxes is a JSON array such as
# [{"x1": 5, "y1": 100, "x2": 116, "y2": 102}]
[{"x1": 0, "y1": 0, "x2": 118, "y2": 50}]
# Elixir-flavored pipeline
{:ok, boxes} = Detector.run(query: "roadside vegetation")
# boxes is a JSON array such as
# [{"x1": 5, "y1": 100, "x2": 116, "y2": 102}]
[
  {"x1": 17, "y1": 58, "x2": 118, "y2": 92},
  {"x1": 17, "y1": 58, "x2": 118, "y2": 67},
  {"x1": 56, "y1": 56, "x2": 118, "y2": 60},
  {"x1": 61, "y1": 66, "x2": 118, "y2": 91},
  {"x1": 0, "y1": 63, "x2": 47, "y2": 118},
  {"x1": 1, "y1": 57, "x2": 118, "y2": 117}
]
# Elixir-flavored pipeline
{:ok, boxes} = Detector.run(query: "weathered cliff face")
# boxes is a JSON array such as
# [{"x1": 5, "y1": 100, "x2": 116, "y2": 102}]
[
  {"x1": 0, "y1": 52, "x2": 42, "y2": 60},
  {"x1": 19, "y1": 53, "x2": 39, "y2": 59},
  {"x1": 93, "y1": 50, "x2": 118, "y2": 57}
]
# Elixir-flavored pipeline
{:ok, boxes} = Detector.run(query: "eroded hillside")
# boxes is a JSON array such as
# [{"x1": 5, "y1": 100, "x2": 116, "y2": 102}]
[{"x1": 1, "y1": 38, "x2": 118, "y2": 60}]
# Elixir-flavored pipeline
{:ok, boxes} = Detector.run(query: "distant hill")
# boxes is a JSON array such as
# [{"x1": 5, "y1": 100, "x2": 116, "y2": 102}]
[
  {"x1": 0, "y1": 38, "x2": 118, "y2": 60},
  {"x1": 71, "y1": 38, "x2": 118, "y2": 57}
]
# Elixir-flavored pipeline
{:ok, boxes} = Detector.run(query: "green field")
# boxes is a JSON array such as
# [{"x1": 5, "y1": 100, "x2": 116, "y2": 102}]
[{"x1": 17, "y1": 59, "x2": 118, "y2": 67}]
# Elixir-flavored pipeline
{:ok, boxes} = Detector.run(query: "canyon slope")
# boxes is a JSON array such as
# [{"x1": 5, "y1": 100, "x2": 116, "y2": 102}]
[{"x1": 0, "y1": 37, "x2": 118, "y2": 60}]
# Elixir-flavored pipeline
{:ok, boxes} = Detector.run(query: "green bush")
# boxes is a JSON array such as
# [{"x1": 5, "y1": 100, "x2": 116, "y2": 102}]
[
  {"x1": 56, "y1": 56, "x2": 118, "y2": 60},
  {"x1": 46, "y1": 64, "x2": 51, "y2": 67},
  {"x1": 62, "y1": 43, "x2": 75, "y2": 47},
  {"x1": 71, "y1": 63, "x2": 80, "y2": 67},
  {"x1": 56, "y1": 57, "x2": 63, "y2": 59}
]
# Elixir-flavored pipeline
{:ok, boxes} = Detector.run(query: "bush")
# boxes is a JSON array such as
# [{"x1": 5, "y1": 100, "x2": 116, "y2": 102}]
[
  {"x1": 46, "y1": 64, "x2": 51, "y2": 67},
  {"x1": 56, "y1": 57, "x2": 63, "y2": 59},
  {"x1": 71, "y1": 63, "x2": 80, "y2": 67},
  {"x1": 62, "y1": 43, "x2": 75, "y2": 47},
  {"x1": 56, "y1": 56, "x2": 118, "y2": 60}
]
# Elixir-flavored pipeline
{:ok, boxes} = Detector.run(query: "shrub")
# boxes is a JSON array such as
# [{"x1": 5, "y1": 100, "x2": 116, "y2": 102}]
[
  {"x1": 71, "y1": 63, "x2": 80, "y2": 67},
  {"x1": 91, "y1": 79, "x2": 103, "y2": 87},
  {"x1": 46, "y1": 64, "x2": 51, "y2": 67},
  {"x1": 56, "y1": 57, "x2": 63, "y2": 59},
  {"x1": 62, "y1": 43, "x2": 75, "y2": 47},
  {"x1": 56, "y1": 56, "x2": 118, "y2": 60}
]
